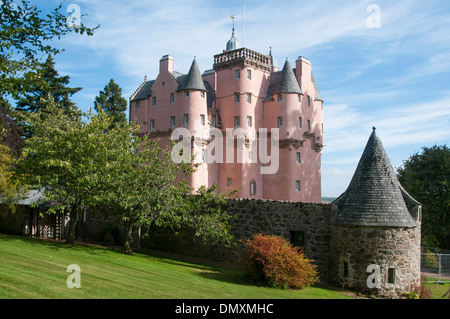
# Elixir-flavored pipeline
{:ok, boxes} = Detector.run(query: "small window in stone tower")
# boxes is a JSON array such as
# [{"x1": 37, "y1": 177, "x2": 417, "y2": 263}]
[
  {"x1": 183, "y1": 114, "x2": 189, "y2": 125},
  {"x1": 235, "y1": 69, "x2": 240, "y2": 80},
  {"x1": 343, "y1": 261, "x2": 349, "y2": 278},
  {"x1": 295, "y1": 180, "x2": 301, "y2": 192},
  {"x1": 211, "y1": 116, "x2": 216, "y2": 128},
  {"x1": 307, "y1": 120, "x2": 311, "y2": 131},
  {"x1": 290, "y1": 231, "x2": 305, "y2": 248},
  {"x1": 388, "y1": 268, "x2": 396, "y2": 284},
  {"x1": 235, "y1": 93, "x2": 240, "y2": 103},
  {"x1": 307, "y1": 95, "x2": 311, "y2": 106},
  {"x1": 247, "y1": 116, "x2": 252, "y2": 127},
  {"x1": 150, "y1": 119, "x2": 155, "y2": 130},
  {"x1": 247, "y1": 93, "x2": 252, "y2": 103},
  {"x1": 296, "y1": 152, "x2": 301, "y2": 163},
  {"x1": 234, "y1": 116, "x2": 240, "y2": 127},
  {"x1": 200, "y1": 114, "x2": 205, "y2": 126},
  {"x1": 227, "y1": 178, "x2": 232, "y2": 187},
  {"x1": 170, "y1": 93, "x2": 175, "y2": 104},
  {"x1": 135, "y1": 101, "x2": 140, "y2": 110},
  {"x1": 247, "y1": 69, "x2": 251, "y2": 80},
  {"x1": 152, "y1": 97, "x2": 156, "y2": 107},
  {"x1": 170, "y1": 116, "x2": 176, "y2": 127},
  {"x1": 184, "y1": 91, "x2": 190, "y2": 98},
  {"x1": 277, "y1": 94, "x2": 282, "y2": 102}
]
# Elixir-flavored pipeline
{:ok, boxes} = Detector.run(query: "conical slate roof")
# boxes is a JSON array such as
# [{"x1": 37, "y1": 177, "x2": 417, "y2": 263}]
[
  {"x1": 273, "y1": 59, "x2": 302, "y2": 94},
  {"x1": 332, "y1": 128, "x2": 418, "y2": 228},
  {"x1": 176, "y1": 58, "x2": 207, "y2": 92}
]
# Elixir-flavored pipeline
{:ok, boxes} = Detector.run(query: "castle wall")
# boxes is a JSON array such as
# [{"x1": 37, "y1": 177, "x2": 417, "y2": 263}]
[{"x1": 141, "y1": 198, "x2": 334, "y2": 279}]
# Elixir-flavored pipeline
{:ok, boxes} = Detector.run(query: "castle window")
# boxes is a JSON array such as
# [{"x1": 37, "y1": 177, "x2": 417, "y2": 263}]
[
  {"x1": 247, "y1": 93, "x2": 252, "y2": 103},
  {"x1": 162, "y1": 81, "x2": 165, "y2": 86},
  {"x1": 307, "y1": 95, "x2": 311, "y2": 106},
  {"x1": 277, "y1": 94, "x2": 282, "y2": 102},
  {"x1": 202, "y1": 149, "x2": 207, "y2": 163},
  {"x1": 227, "y1": 178, "x2": 232, "y2": 187},
  {"x1": 296, "y1": 152, "x2": 301, "y2": 163},
  {"x1": 298, "y1": 117, "x2": 302, "y2": 128},
  {"x1": 234, "y1": 116, "x2": 240, "y2": 127},
  {"x1": 307, "y1": 120, "x2": 311, "y2": 131},
  {"x1": 170, "y1": 116, "x2": 176, "y2": 127},
  {"x1": 184, "y1": 91, "x2": 190, "y2": 98},
  {"x1": 234, "y1": 93, "x2": 240, "y2": 103},
  {"x1": 183, "y1": 114, "x2": 189, "y2": 125},
  {"x1": 200, "y1": 91, "x2": 205, "y2": 98},
  {"x1": 247, "y1": 70, "x2": 251, "y2": 80},
  {"x1": 295, "y1": 180, "x2": 301, "y2": 192},
  {"x1": 247, "y1": 116, "x2": 252, "y2": 127},
  {"x1": 343, "y1": 261, "x2": 349, "y2": 278},
  {"x1": 250, "y1": 180, "x2": 256, "y2": 195},
  {"x1": 200, "y1": 114, "x2": 205, "y2": 126},
  {"x1": 298, "y1": 94, "x2": 301, "y2": 102},
  {"x1": 211, "y1": 116, "x2": 216, "y2": 128},
  {"x1": 290, "y1": 231, "x2": 305, "y2": 248},
  {"x1": 277, "y1": 116, "x2": 283, "y2": 127},
  {"x1": 135, "y1": 101, "x2": 140, "y2": 109},
  {"x1": 150, "y1": 119, "x2": 155, "y2": 130},
  {"x1": 235, "y1": 69, "x2": 240, "y2": 80},
  {"x1": 152, "y1": 97, "x2": 156, "y2": 107},
  {"x1": 388, "y1": 268, "x2": 396, "y2": 284},
  {"x1": 170, "y1": 93, "x2": 175, "y2": 104}
]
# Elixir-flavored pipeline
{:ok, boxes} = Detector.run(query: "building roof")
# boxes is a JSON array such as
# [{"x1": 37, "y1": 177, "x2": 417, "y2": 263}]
[
  {"x1": 176, "y1": 58, "x2": 207, "y2": 92},
  {"x1": 273, "y1": 59, "x2": 302, "y2": 95},
  {"x1": 226, "y1": 28, "x2": 240, "y2": 51},
  {"x1": 332, "y1": 128, "x2": 418, "y2": 228}
]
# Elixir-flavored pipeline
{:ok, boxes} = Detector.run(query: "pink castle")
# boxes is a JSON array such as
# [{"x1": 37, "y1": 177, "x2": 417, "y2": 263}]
[{"x1": 129, "y1": 28, "x2": 324, "y2": 203}]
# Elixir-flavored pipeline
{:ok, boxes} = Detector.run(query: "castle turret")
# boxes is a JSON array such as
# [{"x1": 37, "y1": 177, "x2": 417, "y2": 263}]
[{"x1": 329, "y1": 128, "x2": 422, "y2": 298}]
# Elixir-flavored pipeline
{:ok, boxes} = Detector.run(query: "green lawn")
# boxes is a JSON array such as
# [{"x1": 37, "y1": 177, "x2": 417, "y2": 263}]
[{"x1": 0, "y1": 234, "x2": 350, "y2": 299}]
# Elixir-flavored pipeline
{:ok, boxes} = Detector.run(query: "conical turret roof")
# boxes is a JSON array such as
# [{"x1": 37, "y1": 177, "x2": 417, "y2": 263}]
[
  {"x1": 176, "y1": 58, "x2": 207, "y2": 92},
  {"x1": 332, "y1": 128, "x2": 418, "y2": 228},
  {"x1": 273, "y1": 59, "x2": 302, "y2": 94}
]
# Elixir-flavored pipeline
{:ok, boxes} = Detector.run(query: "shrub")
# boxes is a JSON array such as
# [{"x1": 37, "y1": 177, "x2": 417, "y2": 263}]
[{"x1": 240, "y1": 233, "x2": 319, "y2": 289}]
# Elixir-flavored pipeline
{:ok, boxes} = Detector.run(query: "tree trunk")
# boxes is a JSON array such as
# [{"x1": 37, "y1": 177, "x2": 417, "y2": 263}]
[
  {"x1": 65, "y1": 206, "x2": 79, "y2": 245},
  {"x1": 121, "y1": 220, "x2": 134, "y2": 255}
]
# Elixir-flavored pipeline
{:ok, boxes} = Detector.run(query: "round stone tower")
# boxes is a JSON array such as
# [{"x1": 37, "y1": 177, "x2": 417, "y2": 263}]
[{"x1": 329, "y1": 128, "x2": 422, "y2": 298}]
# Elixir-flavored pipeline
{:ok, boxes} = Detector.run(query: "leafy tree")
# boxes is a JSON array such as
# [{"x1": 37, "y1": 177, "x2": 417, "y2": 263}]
[
  {"x1": 0, "y1": 0, "x2": 98, "y2": 98},
  {"x1": 15, "y1": 99, "x2": 117, "y2": 244},
  {"x1": 94, "y1": 79, "x2": 127, "y2": 128},
  {"x1": 397, "y1": 145, "x2": 450, "y2": 250}
]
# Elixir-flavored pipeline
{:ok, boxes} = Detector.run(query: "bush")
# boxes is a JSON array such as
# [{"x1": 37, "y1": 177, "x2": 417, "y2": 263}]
[{"x1": 240, "y1": 233, "x2": 319, "y2": 289}]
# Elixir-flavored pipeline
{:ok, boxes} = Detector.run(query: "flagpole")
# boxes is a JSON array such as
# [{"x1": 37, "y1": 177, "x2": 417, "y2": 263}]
[{"x1": 243, "y1": 1, "x2": 246, "y2": 47}]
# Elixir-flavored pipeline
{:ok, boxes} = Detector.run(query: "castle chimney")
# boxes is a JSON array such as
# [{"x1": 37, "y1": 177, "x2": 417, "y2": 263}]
[{"x1": 160, "y1": 54, "x2": 174, "y2": 74}]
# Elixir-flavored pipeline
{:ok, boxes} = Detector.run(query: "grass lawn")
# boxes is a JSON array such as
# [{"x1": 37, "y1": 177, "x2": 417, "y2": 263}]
[{"x1": 0, "y1": 234, "x2": 351, "y2": 299}]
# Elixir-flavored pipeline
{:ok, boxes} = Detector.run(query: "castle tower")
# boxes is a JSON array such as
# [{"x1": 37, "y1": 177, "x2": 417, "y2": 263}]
[{"x1": 329, "y1": 128, "x2": 422, "y2": 298}]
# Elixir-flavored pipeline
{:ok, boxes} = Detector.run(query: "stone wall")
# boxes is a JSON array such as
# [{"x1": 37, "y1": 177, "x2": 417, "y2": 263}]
[{"x1": 142, "y1": 198, "x2": 334, "y2": 279}]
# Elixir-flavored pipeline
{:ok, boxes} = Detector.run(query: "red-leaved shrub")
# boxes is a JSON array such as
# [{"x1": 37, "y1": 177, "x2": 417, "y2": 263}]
[{"x1": 240, "y1": 233, "x2": 319, "y2": 289}]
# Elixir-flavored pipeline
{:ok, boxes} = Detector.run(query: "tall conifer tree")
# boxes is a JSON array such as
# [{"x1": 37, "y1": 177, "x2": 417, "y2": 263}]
[{"x1": 94, "y1": 79, "x2": 127, "y2": 128}]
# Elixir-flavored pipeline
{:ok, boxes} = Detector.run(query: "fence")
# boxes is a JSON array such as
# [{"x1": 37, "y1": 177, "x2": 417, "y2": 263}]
[{"x1": 421, "y1": 252, "x2": 450, "y2": 283}]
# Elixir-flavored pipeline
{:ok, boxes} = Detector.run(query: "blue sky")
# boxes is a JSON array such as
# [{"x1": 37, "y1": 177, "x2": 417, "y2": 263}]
[{"x1": 36, "y1": 0, "x2": 450, "y2": 197}]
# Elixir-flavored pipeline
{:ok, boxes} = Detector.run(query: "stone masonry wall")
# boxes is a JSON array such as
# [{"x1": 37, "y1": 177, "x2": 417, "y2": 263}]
[
  {"x1": 142, "y1": 198, "x2": 334, "y2": 279},
  {"x1": 329, "y1": 225, "x2": 421, "y2": 298}
]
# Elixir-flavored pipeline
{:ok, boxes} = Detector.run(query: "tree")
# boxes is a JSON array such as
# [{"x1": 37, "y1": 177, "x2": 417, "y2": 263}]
[
  {"x1": 397, "y1": 145, "x2": 450, "y2": 250},
  {"x1": 0, "y1": 0, "x2": 98, "y2": 98},
  {"x1": 14, "y1": 54, "x2": 82, "y2": 137},
  {"x1": 94, "y1": 127, "x2": 235, "y2": 254},
  {"x1": 94, "y1": 79, "x2": 127, "y2": 128},
  {"x1": 15, "y1": 99, "x2": 117, "y2": 244}
]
